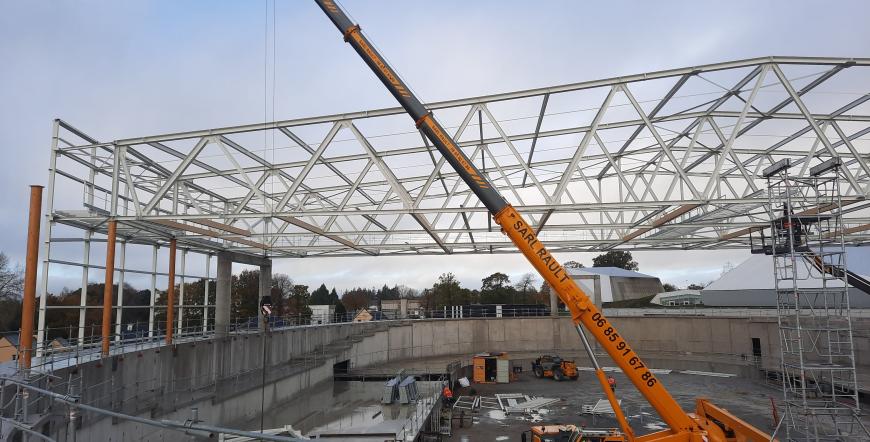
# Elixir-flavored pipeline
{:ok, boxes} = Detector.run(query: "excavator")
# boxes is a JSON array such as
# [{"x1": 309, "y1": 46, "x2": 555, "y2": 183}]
[{"x1": 313, "y1": 1, "x2": 774, "y2": 440}]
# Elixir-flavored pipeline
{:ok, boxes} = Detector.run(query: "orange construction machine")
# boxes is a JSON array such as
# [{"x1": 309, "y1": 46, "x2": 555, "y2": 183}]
[
  {"x1": 313, "y1": 1, "x2": 774, "y2": 440},
  {"x1": 522, "y1": 425, "x2": 624, "y2": 442},
  {"x1": 532, "y1": 355, "x2": 579, "y2": 381}
]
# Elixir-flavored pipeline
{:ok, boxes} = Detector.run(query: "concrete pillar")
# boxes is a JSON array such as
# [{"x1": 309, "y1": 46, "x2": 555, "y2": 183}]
[
  {"x1": 593, "y1": 276, "x2": 602, "y2": 310},
  {"x1": 574, "y1": 275, "x2": 603, "y2": 309},
  {"x1": 215, "y1": 252, "x2": 232, "y2": 339},
  {"x1": 549, "y1": 285, "x2": 558, "y2": 316},
  {"x1": 258, "y1": 263, "x2": 272, "y2": 330}
]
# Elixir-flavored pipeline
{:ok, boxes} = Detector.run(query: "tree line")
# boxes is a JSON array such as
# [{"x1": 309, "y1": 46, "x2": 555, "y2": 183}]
[{"x1": 0, "y1": 249, "x2": 707, "y2": 339}]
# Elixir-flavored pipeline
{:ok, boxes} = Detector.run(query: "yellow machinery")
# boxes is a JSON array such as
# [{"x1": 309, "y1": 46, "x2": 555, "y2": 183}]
[
  {"x1": 313, "y1": 1, "x2": 775, "y2": 440},
  {"x1": 532, "y1": 355, "x2": 579, "y2": 381},
  {"x1": 522, "y1": 425, "x2": 624, "y2": 442}
]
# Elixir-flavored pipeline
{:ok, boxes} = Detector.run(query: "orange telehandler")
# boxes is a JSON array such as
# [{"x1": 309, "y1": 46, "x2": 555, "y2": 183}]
[
  {"x1": 532, "y1": 355, "x2": 579, "y2": 381},
  {"x1": 313, "y1": 1, "x2": 774, "y2": 440}
]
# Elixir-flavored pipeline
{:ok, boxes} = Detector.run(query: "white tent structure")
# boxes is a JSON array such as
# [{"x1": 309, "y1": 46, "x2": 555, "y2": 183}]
[{"x1": 702, "y1": 248, "x2": 870, "y2": 308}]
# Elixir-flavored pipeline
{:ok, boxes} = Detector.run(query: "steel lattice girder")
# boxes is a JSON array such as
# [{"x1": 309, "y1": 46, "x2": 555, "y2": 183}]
[{"x1": 47, "y1": 56, "x2": 870, "y2": 258}]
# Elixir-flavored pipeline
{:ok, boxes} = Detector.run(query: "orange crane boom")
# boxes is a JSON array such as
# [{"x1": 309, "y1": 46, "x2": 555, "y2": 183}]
[{"x1": 313, "y1": 2, "x2": 772, "y2": 440}]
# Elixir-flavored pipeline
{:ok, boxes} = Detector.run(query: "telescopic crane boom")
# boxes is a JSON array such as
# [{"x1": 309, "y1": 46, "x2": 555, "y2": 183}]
[{"x1": 313, "y1": 2, "x2": 772, "y2": 440}]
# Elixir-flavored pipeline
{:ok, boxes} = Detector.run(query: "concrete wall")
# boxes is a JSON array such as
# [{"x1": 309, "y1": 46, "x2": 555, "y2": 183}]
[
  {"x1": 16, "y1": 314, "x2": 870, "y2": 441},
  {"x1": 573, "y1": 275, "x2": 663, "y2": 303},
  {"x1": 610, "y1": 276, "x2": 664, "y2": 301},
  {"x1": 702, "y1": 288, "x2": 870, "y2": 308}
]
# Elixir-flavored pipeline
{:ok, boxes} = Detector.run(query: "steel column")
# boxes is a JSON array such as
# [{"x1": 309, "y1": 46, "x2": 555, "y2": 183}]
[
  {"x1": 166, "y1": 238, "x2": 177, "y2": 345},
  {"x1": 114, "y1": 240, "x2": 126, "y2": 343},
  {"x1": 35, "y1": 121, "x2": 59, "y2": 357},
  {"x1": 100, "y1": 220, "x2": 117, "y2": 357},
  {"x1": 203, "y1": 254, "x2": 211, "y2": 333},
  {"x1": 147, "y1": 245, "x2": 158, "y2": 339},
  {"x1": 177, "y1": 248, "x2": 186, "y2": 336},
  {"x1": 77, "y1": 231, "x2": 90, "y2": 347}
]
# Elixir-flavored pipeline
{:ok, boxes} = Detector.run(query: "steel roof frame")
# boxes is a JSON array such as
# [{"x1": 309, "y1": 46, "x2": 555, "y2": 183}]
[{"x1": 44, "y1": 56, "x2": 870, "y2": 259}]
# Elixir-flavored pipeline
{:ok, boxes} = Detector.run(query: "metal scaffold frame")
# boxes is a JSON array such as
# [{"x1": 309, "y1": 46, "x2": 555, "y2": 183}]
[
  {"x1": 33, "y1": 56, "x2": 870, "y2": 357},
  {"x1": 765, "y1": 159, "x2": 869, "y2": 441}
]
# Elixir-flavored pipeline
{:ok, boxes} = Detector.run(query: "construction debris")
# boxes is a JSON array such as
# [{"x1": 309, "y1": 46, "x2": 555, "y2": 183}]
[
  {"x1": 504, "y1": 397, "x2": 560, "y2": 414},
  {"x1": 452, "y1": 395, "x2": 478, "y2": 411},
  {"x1": 495, "y1": 393, "x2": 530, "y2": 410},
  {"x1": 680, "y1": 370, "x2": 735, "y2": 378},
  {"x1": 479, "y1": 396, "x2": 502, "y2": 410},
  {"x1": 576, "y1": 366, "x2": 672, "y2": 375},
  {"x1": 582, "y1": 399, "x2": 622, "y2": 416}
]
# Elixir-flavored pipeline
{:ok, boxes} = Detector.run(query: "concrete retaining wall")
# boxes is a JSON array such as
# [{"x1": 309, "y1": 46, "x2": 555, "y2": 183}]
[{"x1": 15, "y1": 313, "x2": 870, "y2": 440}]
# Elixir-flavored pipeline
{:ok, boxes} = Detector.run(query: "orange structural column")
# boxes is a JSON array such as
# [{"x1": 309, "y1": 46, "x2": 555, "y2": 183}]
[
  {"x1": 101, "y1": 220, "x2": 117, "y2": 357},
  {"x1": 165, "y1": 238, "x2": 176, "y2": 345},
  {"x1": 19, "y1": 185, "x2": 43, "y2": 370}
]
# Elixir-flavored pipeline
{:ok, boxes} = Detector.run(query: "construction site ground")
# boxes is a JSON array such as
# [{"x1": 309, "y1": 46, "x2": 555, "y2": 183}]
[{"x1": 448, "y1": 369, "x2": 782, "y2": 441}]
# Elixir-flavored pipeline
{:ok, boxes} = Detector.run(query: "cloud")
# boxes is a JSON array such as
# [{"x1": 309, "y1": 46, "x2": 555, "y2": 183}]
[{"x1": 1, "y1": 0, "x2": 868, "y2": 295}]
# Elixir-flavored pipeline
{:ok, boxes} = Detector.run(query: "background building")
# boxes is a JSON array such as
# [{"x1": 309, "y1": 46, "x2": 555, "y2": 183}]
[
  {"x1": 380, "y1": 298, "x2": 423, "y2": 318},
  {"x1": 702, "y1": 248, "x2": 870, "y2": 308},
  {"x1": 651, "y1": 290, "x2": 703, "y2": 306},
  {"x1": 309, "y1": 305, "x2": 336, "y2": 324},
  {"x1": 567, "y1": 267, "x2": 664, "y2": 304}
]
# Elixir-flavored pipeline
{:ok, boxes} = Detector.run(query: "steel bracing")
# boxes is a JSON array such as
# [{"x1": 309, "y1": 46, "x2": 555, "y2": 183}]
[{"x1": 35, "y1": 56, "x2": 870, "y2": 349}]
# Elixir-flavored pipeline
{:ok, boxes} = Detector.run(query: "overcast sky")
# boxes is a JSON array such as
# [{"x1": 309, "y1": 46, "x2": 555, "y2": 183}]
[{"x1": 2, "y1": 1, "x2": 869, "y2": 293}]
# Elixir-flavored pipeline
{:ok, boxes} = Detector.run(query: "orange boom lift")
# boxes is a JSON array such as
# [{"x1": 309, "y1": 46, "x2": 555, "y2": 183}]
[{"x1": 313, "y1": 1, "x2": 773, "y2": 440}]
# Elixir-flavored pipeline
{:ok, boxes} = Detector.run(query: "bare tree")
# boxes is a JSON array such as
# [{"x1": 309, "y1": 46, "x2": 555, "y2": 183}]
[
  {"x1": 514, "y1": 273, "x2": 537, "y2": 303},
  {"x1": 0, "y1": 253, "x2": 23, "y2": 300},
  {"x1": 271, "y1": 274, "x2": 294, "y2": 316},
  {"x1": 397, "y1": 285, "x2": 419, "y2": 299}
]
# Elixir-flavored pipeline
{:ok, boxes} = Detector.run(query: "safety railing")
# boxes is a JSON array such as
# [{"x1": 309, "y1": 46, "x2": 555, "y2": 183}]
[{"x1": 6, "y1": 306, "x2": 869, "y2": 376}]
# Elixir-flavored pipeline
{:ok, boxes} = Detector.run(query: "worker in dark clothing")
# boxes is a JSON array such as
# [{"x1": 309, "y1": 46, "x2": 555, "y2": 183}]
[{"x1": 607, "y1": 376, "x2": 616, "y2": 392}]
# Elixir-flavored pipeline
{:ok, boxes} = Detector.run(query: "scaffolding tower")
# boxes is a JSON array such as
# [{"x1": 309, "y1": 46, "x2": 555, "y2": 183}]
[{"x1": 763, "y1": 158, "x2": 868, "y2": 441}]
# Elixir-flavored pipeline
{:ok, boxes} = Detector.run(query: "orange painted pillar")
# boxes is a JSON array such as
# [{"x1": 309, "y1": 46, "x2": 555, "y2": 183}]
[
  {"x1": 19, "y1": 185, "x2": 43, "y2": 370},
  {"x1": 165, "y1": 238, "x2": 176, "y2": 345},
  {"x1": 101, "y1": 220, "x2": 117, "y2": 357}
]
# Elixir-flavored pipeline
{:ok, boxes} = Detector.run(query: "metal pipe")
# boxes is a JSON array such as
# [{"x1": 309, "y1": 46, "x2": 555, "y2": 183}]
[
  {"x1": 166, "y1": 238, "x2": 177, "y2": 345},
  {"x1": 19, "y1": 185, "x2": 43, "y2": 371},
  {"x1": 101, "y1": 220, "x2": 117, "y2": 357}
]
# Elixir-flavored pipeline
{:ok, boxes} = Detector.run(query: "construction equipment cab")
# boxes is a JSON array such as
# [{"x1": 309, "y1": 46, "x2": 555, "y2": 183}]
[
  {"x1": 532, "y1": 355, "x2": 578, "y2": 381},
  {"x1": 522, "y1": 425, "x2": 623, "y2": 442}
]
